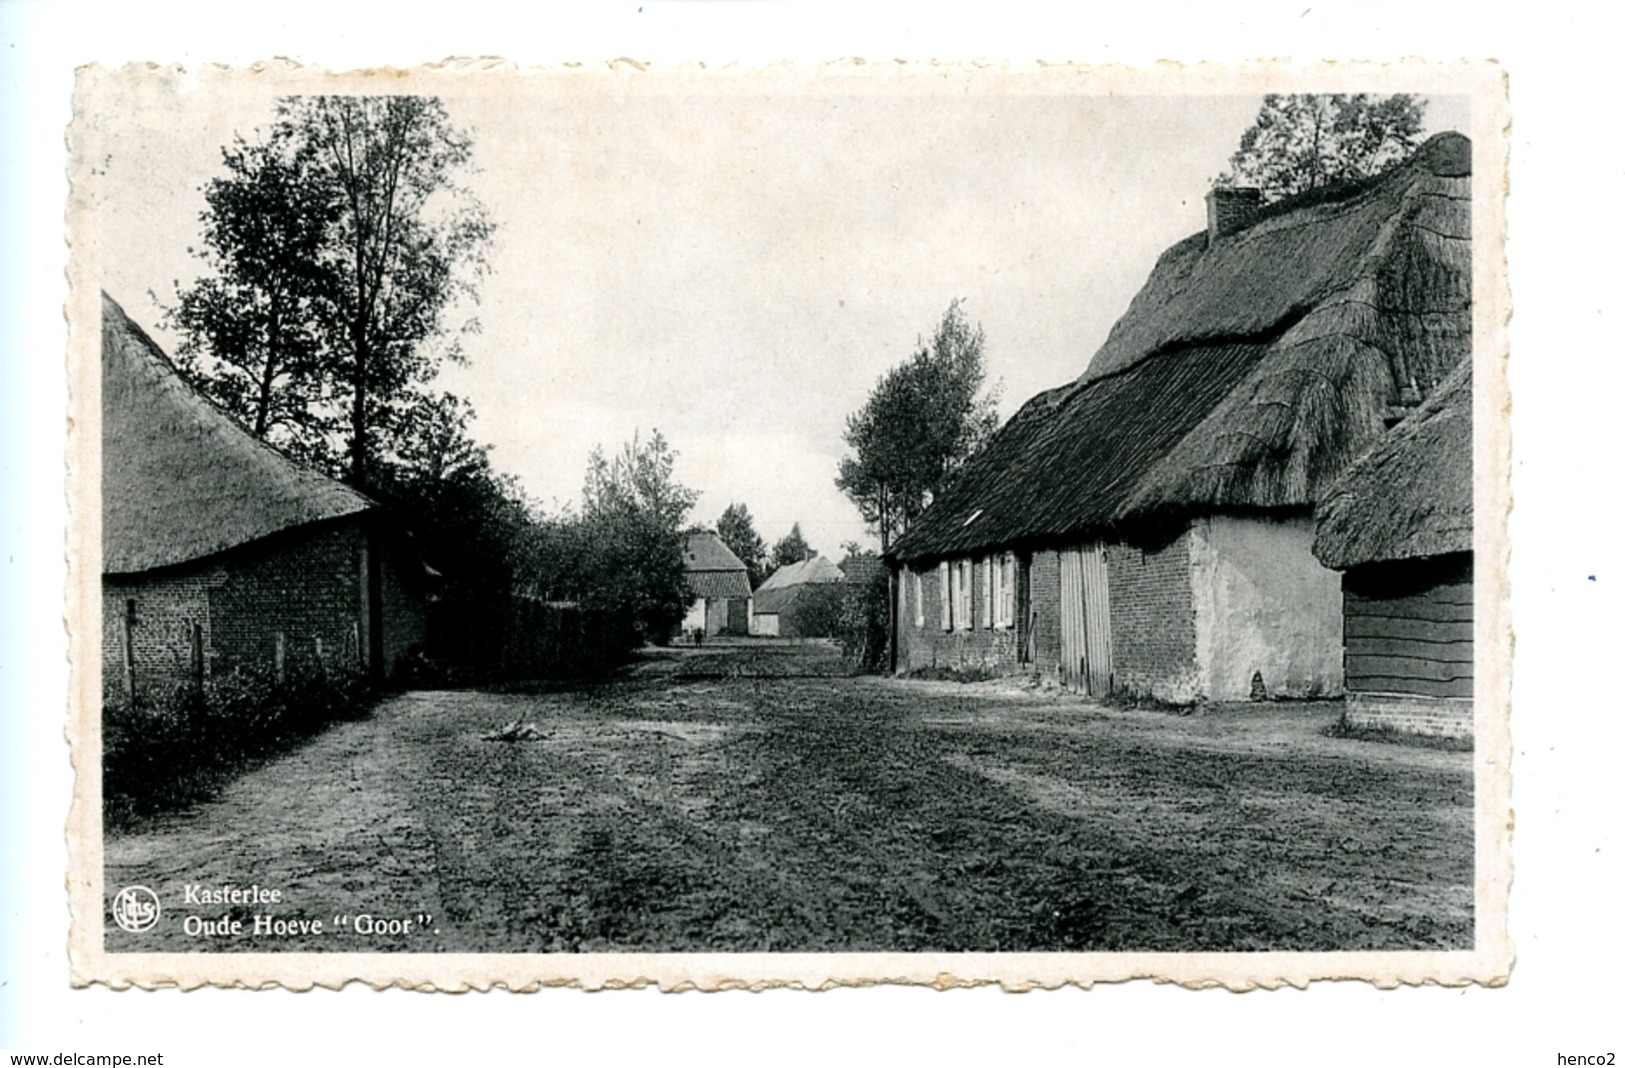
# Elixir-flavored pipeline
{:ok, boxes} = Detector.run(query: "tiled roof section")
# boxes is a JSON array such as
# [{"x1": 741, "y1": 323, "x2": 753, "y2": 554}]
[{"x1": 685, "y1": 568, "x2": 753, "y2": 601}]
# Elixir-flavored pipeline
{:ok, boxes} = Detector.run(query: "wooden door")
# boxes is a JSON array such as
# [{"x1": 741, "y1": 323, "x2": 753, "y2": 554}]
[
  {"x1": 1059, "y1": 544, "x2": 1113, "y2": 696},
  {"x1": 1079, "y1": 543, "x2": 1113, "y2": 696},
  {"x1": 1059, "y1": 549, "x2": 1085, "y2": 691}
]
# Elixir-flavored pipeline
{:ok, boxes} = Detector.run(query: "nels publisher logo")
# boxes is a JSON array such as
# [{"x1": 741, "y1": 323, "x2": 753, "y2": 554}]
[{"x1": 112, "y1": 885, "x2": 160, "y2": 932}]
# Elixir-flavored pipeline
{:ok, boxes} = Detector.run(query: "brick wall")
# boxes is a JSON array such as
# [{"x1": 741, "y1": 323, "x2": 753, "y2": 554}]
[
  {"x1": 102, "y1": 564, "x2": 221, "y2": 705},
  {"x1": 1028, "y1": 550, "x2": 1062, "y2": 684},
  {"x1": 208, "y1": 520, "x2": 367, "y2": 676},
  {"x1": 1105, "y1": 530, "x2": 1200, "y2": 702},
  {"x1": 896, "y1": 558, "x2": 1022, "y2": 676},
  {"x1": 1345, "y1": 694, "x2": 1472, "y2": 740},
  {"x1": 103, "y1": 518, "x2": 395, "y2": 706}
]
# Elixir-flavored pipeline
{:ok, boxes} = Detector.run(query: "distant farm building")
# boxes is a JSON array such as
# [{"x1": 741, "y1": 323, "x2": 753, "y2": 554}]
[
  {"x1": 1314, "y1": 360, "x2": 1474, "y2": 738},
  {"x1": 751, "y1": 555, "x2": 845, "y2": 638},
  {"x1": 681, "y1": 530, "x2": 752, "y2": 637},
  {"x1": 888, "y1": 133, "x2": 1472, "y2": 703},
  {"x1": 100, "y1": 293, "x2": 427, "y2": 705}
]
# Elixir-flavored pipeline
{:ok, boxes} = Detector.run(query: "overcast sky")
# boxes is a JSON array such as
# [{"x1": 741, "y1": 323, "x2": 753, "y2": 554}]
[{"x1": 87, "y1": 72, "x2": 1468, "y2": 557}]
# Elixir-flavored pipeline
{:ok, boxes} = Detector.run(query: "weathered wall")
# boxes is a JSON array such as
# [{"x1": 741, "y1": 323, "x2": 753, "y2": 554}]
[
  {"x1": 102, "y1": 563, "x2": 221, "y2": 705},
  {"x1": 1189, "y1": 514, "x2": 1344, "y2": 701},
  {"x1": 1104, "y1": 531, "x2": 1201, "y2": 703},
  {"x1": 1027, "y1": 550, "x2": 1062, "y2": 683},
  {"x1": 102, "y1": 519, "x2": 394, "y2": 703},
  {"x1": 1344, "y1": 694, "x2": 1472, "y2": 739},
  {"x1": 896, "y1": 558, "x2": 1022, "y2": 676},
  {"x1": 207, "y1": 520, "x2": 368, "y2": 675}
]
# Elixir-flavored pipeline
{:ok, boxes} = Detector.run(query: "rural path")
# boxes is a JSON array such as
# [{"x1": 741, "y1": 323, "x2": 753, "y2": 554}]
[{"x1": 104, "y1": 639, "x2": 1474, "y2": 953}]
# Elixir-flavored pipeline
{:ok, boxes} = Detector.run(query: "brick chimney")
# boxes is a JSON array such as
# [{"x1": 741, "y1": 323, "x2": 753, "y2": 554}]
[{"x1": 1205, "y1": 186, "x2": 1264, "y2": 245}]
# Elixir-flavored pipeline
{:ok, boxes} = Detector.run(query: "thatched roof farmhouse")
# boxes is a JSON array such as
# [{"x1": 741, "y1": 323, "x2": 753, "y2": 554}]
[
  {"x1": 680, "y1": 530, "x2": 752, "y2": 637},
  {"x1": 751, "y1": 555, "x2": 846, "y2": 638},
  {"x1": 101, "y1": 293, "x2": 425, "y2": 703},
  {"x1": 1312, "y1": 359, "x2": 1474, "y2": 737},
  {"x1": 889, "y1": 132, "x2": 1472, "y2": 702}
]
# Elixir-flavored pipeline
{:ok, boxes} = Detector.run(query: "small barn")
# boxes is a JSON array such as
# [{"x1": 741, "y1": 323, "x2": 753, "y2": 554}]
[
  {"x1": 888, "y1": 132, "x2": 1472, "y2": 703},
  {"x1": 1313, "y1": 359, "x2": 1474, "y2": 738},
  {"x1": 751, "y1": 555, "x2": 846, "y2": 638},
  {"x1": 101, "y1": 293, "x2": 426, "y2": 706},
  {"x1": 680, "y1": 530, "x2": 752, "y2": 637}
]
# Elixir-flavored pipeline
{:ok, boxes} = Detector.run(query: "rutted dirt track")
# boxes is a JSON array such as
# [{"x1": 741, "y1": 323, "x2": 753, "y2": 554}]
[{"x1": 104, "y1": 640, "x2": 1473, "y2": 953}]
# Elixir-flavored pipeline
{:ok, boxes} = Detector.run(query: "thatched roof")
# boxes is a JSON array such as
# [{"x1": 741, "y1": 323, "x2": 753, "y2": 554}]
[
  {"x1": 757, "y1": 555, "x2": 845, "y2": 593},
  {"x1": 102, "y1": 293, "x2": 373, "y2": 575},
  {"x1": 683, "y1": 530, "x2": 752, "y2": 600},
  {"x1": 1313, "y1": 358, "x2": 1472, "y2": 571},
  {"x1": 891, "y1": 132, "x2": 1471, "y2": 564}
]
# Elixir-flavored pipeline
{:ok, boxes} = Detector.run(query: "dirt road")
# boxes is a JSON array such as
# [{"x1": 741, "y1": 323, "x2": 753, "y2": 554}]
[{"x1": 104, "y1": 640, "x2": 1473, "y2": 953}]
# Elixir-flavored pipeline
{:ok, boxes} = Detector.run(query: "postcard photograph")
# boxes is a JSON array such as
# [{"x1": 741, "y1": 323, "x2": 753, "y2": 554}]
[{"x1": 65, "y1": 61, "x2": 1509, "y2": 989}]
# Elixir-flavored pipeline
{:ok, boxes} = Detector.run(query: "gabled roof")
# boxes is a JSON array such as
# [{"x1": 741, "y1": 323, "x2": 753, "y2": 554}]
[
  {"x1": 756, "y1": 554, "x2": 845, "y2": 593},
  {"x1": 1313, "y1": 357, "x2": 1472, "y2": 571},
  {"x1": 750, "y1": 585, "x2": 800, "y2": 615},
  {"x1": 102, "y1": 293, "x2": 373, "y2": 575},
  {"x1": 684, "y1": 530, "x2": 748, "y2": 574},
  {"x1": 891, "y1": 132, "x2": 1472, "y2": 563},
  {"x1": 683, "y1": 530, "x2": 752, "y2": 600}
]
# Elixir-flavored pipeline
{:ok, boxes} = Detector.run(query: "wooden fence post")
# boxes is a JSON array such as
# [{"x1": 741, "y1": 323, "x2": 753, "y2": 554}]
[
  {"x1": 122, "y1": 598, "x2": 137, "y2": 706},
  {"x1": 189, "y1": 621, "x2": 204, "y2": 692}
]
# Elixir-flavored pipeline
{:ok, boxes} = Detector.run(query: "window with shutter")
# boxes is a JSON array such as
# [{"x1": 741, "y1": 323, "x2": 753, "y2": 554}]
[
  {"x1": 980, "y1": 557, "x2": 992, "y2": 629},
  {"x1": 959, "y1": 560, "x2": 973, "y2": 631},
  {"x1": 939, "y1": 561, "x2": 951, "y2": 630},
  {"x1": 1005, "y1": 553, "x2": 1015, "y2": 626},
  {"x1": 912, "y1": 570, "x2": 924, "y2": 627}
]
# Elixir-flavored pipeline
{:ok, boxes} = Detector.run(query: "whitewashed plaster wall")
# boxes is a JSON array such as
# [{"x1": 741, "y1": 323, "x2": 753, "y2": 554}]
[{"x1": 1188, "y1": 515, "x2": 1344, "y2": 701}]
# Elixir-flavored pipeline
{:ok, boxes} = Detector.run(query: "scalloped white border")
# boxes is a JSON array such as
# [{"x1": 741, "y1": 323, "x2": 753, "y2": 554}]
[{"x1": 64, "y1": 58, "x2": 1512, "y2": 991}]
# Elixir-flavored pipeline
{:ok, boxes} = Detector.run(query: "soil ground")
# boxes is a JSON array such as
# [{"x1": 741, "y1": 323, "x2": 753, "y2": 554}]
[{"x1": 104, "y1": 639, "x2": 1473, "y2": 953}]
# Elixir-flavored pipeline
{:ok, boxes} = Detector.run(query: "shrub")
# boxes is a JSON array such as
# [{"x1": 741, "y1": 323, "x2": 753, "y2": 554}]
[
  {"x1": 103, "y1": 659, "x2": 374, "y2": 827},
  {"x1": 839, "y1": 565, "x2": 892, "y2": 673}
]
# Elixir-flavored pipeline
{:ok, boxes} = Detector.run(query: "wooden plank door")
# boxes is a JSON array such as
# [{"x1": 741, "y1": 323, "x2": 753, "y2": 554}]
[
  {"x1": 1079, "y1": 543, "x2": 1113, "y2": 697},
  {"x1": 1060, "y1": 544, "x2": 1113, "y2": 696},
  {"x1": 1059, "y1": 549, "x2": 1085, "y2": 691}
]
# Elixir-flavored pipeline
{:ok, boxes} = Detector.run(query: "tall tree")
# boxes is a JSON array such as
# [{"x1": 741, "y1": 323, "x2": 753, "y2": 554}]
[
  {"x1": 836, "y1": 300, "x2": 1001, "y2": 551},
  {"x1": 166, "y1": 129, "x2": 344, "y2": 470},
  {"x1": 1217, "y1": 93, "x2": 1428, "y2": 202},
  {"x1": 170, "y1": 95, "x2": 493, "y2": 488},
  {"x1": 772, "y1": 523, "x2": 814, "y2": 569},
  {"x1": 716, "y1": 502, "x2": 769, "y2": 590},
  {"x1": 294, "y1": 95, "x2": 494, "y2": 488},
  {"x1": 577, "y1": 430, "x2": 699, "y2": 642}
]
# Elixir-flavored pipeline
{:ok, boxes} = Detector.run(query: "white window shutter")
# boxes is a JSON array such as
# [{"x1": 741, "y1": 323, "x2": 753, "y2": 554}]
[
  {"x1": 981, "y1": 558, "x2": 992, "y2": 628},
  {"x1": 1004, "y1": 554, "x2": 1014, "y2": 627},
  {"x1": 939, "y1": 562, "x2": 951, "y2": 630}
]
